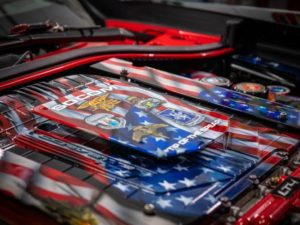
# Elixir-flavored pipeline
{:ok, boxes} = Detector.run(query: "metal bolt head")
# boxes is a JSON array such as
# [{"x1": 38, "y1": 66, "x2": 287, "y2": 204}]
[
  {"x1": 277, "y1": 150, "x2": 288, "y2": 157},
  {"x1": 220, "y1": 196, "x2": 231, "y2": 208},
  {"x1": 120, "y1": 69, "x2": 129, "y2": 80},
  {"x1": 230, "y1": 206, "x2": 240, "y2": 217},
  {"x1": 120, "y1": 69, "x2": 128, "y2": 76},
  {"x1": 143, "y1": 203, "x2": 155, "y2": 215},
  {"x1": 249, "y1": 174, "x2": 257, "y2": 180},
  {"x1": 249, "y1": 174, "x2": 259, "y2": 185},
  {"x1": 226, "y1": 216, "x2": 236, "y2": 225},
  {"x1": 220, "y1": 196, "x2": 230, "y2": 203},
  {"x1": 278, "y1": 111, "x2": 287, "y2": 121},
  {"x1": 281, "y1": 167, "x2": 291, "y2": 175},
  {"x1": 293, "y1": 158, "x2": 300, "y2": 166}
]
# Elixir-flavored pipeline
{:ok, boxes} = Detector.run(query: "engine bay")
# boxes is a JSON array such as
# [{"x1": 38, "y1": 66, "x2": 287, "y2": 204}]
[
  {"x1": 0, "y1": 2, "x2": 300, "y2": 224},
  {"x1": 0, "y1": 53, "x2": 299, "y2": 225}
]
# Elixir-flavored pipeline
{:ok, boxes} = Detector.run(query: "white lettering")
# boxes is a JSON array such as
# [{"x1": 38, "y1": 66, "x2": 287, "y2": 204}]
[
  {"x1": 50, "y1": 85, "x2": 118, "y2": 111},
  {"x1": 164, "y1": 119, "x2": 221, "y2": 152}
]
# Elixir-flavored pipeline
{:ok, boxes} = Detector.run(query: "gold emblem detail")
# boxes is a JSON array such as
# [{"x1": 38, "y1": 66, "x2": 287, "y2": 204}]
[
  {"x1": 77, "y1": 93, "x2": 120, "y2": 112},
  {"x1": 126, "y1": 96, "x2": 140, "y2": 104},
  {"x1": 44, "y1": 199, "x2": 99, "y2": 225},
  {"x1": 132, "y1": 124, "x2": 168, "y2": 142}
]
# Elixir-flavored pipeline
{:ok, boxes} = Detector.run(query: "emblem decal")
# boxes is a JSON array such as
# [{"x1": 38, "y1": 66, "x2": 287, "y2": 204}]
[
  {"x1": 158, "y1": 108, "x2": 205, "y2": 126},
  {"x1": 126, "y1": 96, "x2": 140, "y2": 104},
  {"x1": 50, "y1": 85, "x2": 118, "y2": 111},
  {"x1": 77, "y1": 93, "x2": 120, "y2": 111},
  {"x1": 164, "y1": 119, "x2": 221, "y2": 152},
  {"x1": 273, "y1": 177, "x2": 300, "y2": 198},
  {"x1": 85, "y1": 113, "x2": 126, "y2": 129},
  {"x1": 136, "y1": 98, "x2": 163, "y2": 110},
  {"x1": 42, "y1": 199, "x2": 99, "y2": 225},
  {"x1": 132, "y1": 124, "x2": 168, "y2": 142}
]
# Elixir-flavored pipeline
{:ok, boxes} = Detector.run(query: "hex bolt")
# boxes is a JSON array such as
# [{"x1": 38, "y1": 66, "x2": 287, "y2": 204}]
[
  {"x1": 292, "y1": 158, "x2": 300, "y2": 166},
  {"x1": 220, "y1": 196, "x2": 231, "y2": 208},
  {"x1": 257, "y1": 184, "x2": 269, "y2": 197},
  {"x1": 230, "y1": 206, "x2": 241, "y2": 218},
  {"x1": 143, "y1": 203, "x2": 156, "y2": 215},
  {"x1": 120, "y1": 69, "x2": 129, "y2": 80},
  {"x1": 281, "y1": 166, "x2": 291, "y2": 176},
  {"x1": 226, "y1": 216, "x2": 236, "y2": 225},
  {"x1": 278, "y1": 111, "x2": 287, "y2": 121},
  {"x1": 277, "y1": 150, "x2": 289, "y2": 164},
  {"x1": 249, "y1": 174, "x2": 259, "y2": 185},
  {"x1": 277, "y1": 151, "x2": 288, "y2": 157}
]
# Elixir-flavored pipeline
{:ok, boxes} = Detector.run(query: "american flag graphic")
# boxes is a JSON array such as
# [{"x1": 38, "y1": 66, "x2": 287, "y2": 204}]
[
  {"x1": 0, "y1": 71, "x2": 299, "y2": 224},
  {"x1": 11, "y1": 127, "x2": 293, "y2": 222},
  {"x1": 0, "y1": 151, "x2": 176, "y2": 225},
  {"x1": 94, "y1": 58, "x2": 300, "y2": 129},
  {"x1": 33, "y1": 77, "x2": 228, "y2": 158}
]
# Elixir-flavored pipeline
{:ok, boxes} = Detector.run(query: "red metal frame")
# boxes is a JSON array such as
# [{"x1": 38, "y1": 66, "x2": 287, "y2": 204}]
[
  {"x1": 0, "y1": 19, "x2": 233, "y2": 91},
  {"x1": 106, "y1": 19, "x2": 221, "y2": 46},
  {"x1": 0, "y1": 48, "x2": 233, "y2": 91}
]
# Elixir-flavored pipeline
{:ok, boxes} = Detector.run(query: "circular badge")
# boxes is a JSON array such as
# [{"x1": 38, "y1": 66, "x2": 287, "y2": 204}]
[
  {"x1": 136, "y1": 98, "x2": 163, "y2": 111},
  {"x1": 234, "y1": 82, "x2": 266, "y2": 95},
  {"x1": 191, "y1": 71, "x2": 216, "y2": 80},
  {"x1": 200, "y1": 76, "x2": 231, "y2": 87},
  {"x1": 267, "y1": 85, "x2": 290, "y2": 95},
  {"x1": 85, "y1": 113, "x2": 126, "y2": 129}
]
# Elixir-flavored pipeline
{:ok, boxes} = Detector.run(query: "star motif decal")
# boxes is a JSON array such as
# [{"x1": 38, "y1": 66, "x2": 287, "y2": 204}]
[
  {"x1": 135, "y1": 110, "x2": 147, "y2": 118},
  {"x1": 204, "y1": 195, "x2": 216, "y2": 204},
  {"x1": 114, "y1": 169, "x2": 129, "y2": 177},
  {"x1": 156, "y1": 197, "x2": 172, "y2": 209},
  {"x1": 216, "y1": 165, "x2": 232, "y2": 173},
  {"x1": 156, "y1": 167, "x2": 168, "y2": 174},
  {"x1": 179, "y1": 177, "x2": 196, "y2": 187},
  {"x1": 159, "y1": 180, "x2": 176, "y2": 191},
  {"x1": 141, "y1": 120, "x2": 153, "y2": 126},
  {"x1": 173, "y1": 165, "x2": 189, "y2": 171},
  {"x1": 155, "y1": 148, "x2": 167, "y2": 157},
  {"x1": 113, "y1": 182, "x2": 130, "y2": 192},
  {"x1": 176, "y1": 195, "x2": 194, "y2": 206}
]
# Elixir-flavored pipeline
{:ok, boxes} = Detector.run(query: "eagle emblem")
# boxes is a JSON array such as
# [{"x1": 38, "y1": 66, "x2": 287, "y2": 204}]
[
  {"x1": 77, "y1": 93, "x2": 120, "y2": 111},
  {"x1": 132, "y1": 123, "x2": 168, "y2": 143},
  {"x1": 43, "y1": 198, "x2": 99, "y2": 225}
]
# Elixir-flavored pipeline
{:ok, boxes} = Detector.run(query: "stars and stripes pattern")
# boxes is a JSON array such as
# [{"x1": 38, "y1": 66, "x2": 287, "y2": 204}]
[
  {"x1": 0, "y1": 151, "x2": 179, "y2": 225},
  {"x1": 13, "y1": 117, "x2": 299, "y2": 220},
  {"x1": 33, "y1": 76, "x2": 228, "y2": 158},
  {"x1": 0, "y1": 71, "x2": 299, "y2": 224},
  {"x1": 95, "y1": 58, "x2": 300, "y2": 129},
  {"x1": 0, "y1": 151, "x2": 40, "y2": 198}
]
